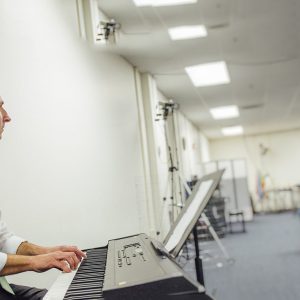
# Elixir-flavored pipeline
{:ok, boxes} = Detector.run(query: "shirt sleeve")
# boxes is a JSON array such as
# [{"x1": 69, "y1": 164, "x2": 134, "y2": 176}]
[
  {"x1": 0, "y1": 210, "x2": 25, "y2": 254},
  {"x1": 0, "y1": 252, "x2": 7, "y2": 272}
]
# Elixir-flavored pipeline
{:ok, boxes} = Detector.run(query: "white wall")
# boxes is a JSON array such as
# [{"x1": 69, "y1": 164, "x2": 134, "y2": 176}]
[
  {"x1": 199, "y1": 131, "x2": 211, "y2": 163},
  {"x1": 176, "y1": 112, "x2": 210, "y2": 182},
  {"x1": 210, "y1": 129, "x2": 300, "y2": 202},
  {"x1": 0, "y1": 0, "x2": 147, "y2": 288}
]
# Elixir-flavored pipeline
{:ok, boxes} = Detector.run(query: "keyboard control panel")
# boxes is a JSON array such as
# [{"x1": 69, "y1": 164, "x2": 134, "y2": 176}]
[{"x1": 116, "y1": 242, "x2": 147, "y2": 268}]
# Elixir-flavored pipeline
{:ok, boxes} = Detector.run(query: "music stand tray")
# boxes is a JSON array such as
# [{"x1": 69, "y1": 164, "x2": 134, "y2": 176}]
[{"x1": 163, "y1": 170, "x2": 224, "y2": 258}]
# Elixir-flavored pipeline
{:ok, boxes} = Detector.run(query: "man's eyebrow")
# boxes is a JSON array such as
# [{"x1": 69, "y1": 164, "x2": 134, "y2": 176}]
[{"x1": 0, "y1": 101, "x2": 3, "y2": 106}]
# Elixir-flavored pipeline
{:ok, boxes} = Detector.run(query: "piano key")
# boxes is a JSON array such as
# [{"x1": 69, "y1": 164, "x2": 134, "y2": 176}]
[
  {"x1": 62, "y1": 248, "x2": 107, "y2": 299},
  {"x1": 43, "y1": 268, "x2": 80, "y2": 300}
]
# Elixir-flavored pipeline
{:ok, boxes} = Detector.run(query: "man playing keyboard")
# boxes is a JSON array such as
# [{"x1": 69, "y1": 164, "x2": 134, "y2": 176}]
[{"x1": 0, "y1": 97, "x2": 86, "y2": 300}]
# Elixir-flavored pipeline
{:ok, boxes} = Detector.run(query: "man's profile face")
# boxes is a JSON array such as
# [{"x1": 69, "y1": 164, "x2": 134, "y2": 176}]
[{"x1": 0, "y1": 98, "x2": 11, "y2": 139}]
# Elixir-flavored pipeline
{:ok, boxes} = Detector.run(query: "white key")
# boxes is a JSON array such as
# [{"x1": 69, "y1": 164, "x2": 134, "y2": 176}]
[{"x1": 43, "y1": 260, "x2": 83, "y2": 300}]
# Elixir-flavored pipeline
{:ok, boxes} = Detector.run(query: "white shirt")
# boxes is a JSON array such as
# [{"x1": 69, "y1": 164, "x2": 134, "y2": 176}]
[{"x1": 0, "y1": 211, "x2": 25, "y2": 272}]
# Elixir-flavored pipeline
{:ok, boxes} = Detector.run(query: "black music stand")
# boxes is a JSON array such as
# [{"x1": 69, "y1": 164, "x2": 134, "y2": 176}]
[{"x1": 163, "y1": 170, "x2": 224, "y2": 286}]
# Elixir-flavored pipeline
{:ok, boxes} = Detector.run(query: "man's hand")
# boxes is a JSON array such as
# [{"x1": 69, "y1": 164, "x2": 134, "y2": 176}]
[
  {"x1": 44, "y1": 245, "x2": 86, "y2": 262},
  {"x1": 17, "y1": 242, "x2": 87, "y2": 261},
  {"x1": 0, "y1": 250, "x2": 83, "y2": 276},
  {"x1": 30, "y1": 251, "x2": 82, "y2": 273},
  {"x1": 6, "y1": 242, "x2": 87, "y2": 276}
]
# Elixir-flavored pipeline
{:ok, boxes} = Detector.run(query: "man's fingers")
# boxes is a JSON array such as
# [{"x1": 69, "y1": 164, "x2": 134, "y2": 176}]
[
  {"x1": 64, "y1": 255, "x2": 76, "y2": 270},
  {"x1": 70, "y1": 246, "x2": 87, "y2": 260},
  {"x1": 61, "y1": 261, "x2": 72, "y2": 273},
  {"x1": 74, "y1": 248, "x2": 87, "y2": 260},
  {"x1": 57, "y1": 252, "x2": 80, "y2": 270},
  {"x1": 69, "y1": 252, "x2": 80, "y2": 269},
  {"x1": 60, "y1": 246, "x2": 87, "y2": 260},
  {"x1": 54, "y1": 260, "x2": 72, "y2": 273}
]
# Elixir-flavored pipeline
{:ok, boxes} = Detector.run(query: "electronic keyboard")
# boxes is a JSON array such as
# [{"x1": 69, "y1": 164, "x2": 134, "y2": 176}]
[{"x1": 44, "y1": 234, "x2": 213, "y2": 300}]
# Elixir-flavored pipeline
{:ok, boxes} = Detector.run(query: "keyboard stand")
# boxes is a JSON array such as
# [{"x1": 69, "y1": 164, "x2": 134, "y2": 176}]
[{"x1": 192, "y1": 226, "x2": 205, "y2": 286}]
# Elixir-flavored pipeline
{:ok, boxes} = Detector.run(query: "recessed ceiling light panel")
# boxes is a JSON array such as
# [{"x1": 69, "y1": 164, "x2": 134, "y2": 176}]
[
  {"x1": 133, "y1": 0, "x2": 152, "y2": 6},
  {"x1": 221, "y1": 126, "x2": 244, "y2": 136},
  {"x1": 210, "y1": 105, "x2": 239, "y2": 120},
  {"x1": 168, "y1": 25, "x2": 207, "y2": 40},
  {"x1": 133, "y1": 0, "x2": 197, "y2": 7},
  {"x1": 185, "y1": 61, "x2": 230, "y2": 87}
]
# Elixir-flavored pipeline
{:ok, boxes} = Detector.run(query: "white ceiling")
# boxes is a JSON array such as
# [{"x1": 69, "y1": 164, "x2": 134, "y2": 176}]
[{"x1": 96, "y1": 0, "x2": 300, "y2": 139}]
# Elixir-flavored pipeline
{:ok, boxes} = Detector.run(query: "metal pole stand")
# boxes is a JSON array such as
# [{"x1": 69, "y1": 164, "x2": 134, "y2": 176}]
[
  {"x1": 193, "y1": 226, "x2": 205, "y2": 286},
  {"x1": 200, "y1": 213, "x2": 231, "y2": 261},
  {"x1": 184, "y1": 182, "x2": 231, "y2": 262}
]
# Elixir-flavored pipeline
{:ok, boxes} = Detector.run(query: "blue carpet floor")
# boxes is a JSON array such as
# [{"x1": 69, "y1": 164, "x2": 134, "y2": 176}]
[{"x1": 182, "y1": 212, "x2": 300, "y2": 300}]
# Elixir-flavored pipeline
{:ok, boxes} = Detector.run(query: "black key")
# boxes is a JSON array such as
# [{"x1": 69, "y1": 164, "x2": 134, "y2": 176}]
[{"x1": 63, "y1": 247, "x2": 107, "y2": 300}]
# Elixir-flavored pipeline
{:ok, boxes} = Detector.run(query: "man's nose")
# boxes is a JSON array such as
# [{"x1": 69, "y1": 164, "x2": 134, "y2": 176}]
[{"x1": 3, "y1": 111, "x2": 11, "y2": 122}]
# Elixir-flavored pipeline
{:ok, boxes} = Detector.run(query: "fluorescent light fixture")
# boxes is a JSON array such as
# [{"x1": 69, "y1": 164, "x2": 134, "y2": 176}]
[
  {"x1": 133, "y1": 0, "x2": 197, "y2": 7},
  {"x1": 221, "y1": 126, "x2": 244, "y2": 136},
  {"x1": 168, "y1": 25, "x2": 207, "y2": 40},
  {"x1": 133, "y1": 0, "x2": 152, "y2": 6},
  {"x1": 185, "y1": 61, "x2": 230, "y2": 87},
  {"x1": 210, "y1": 105, "x2": 239, "y2": 120}
]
